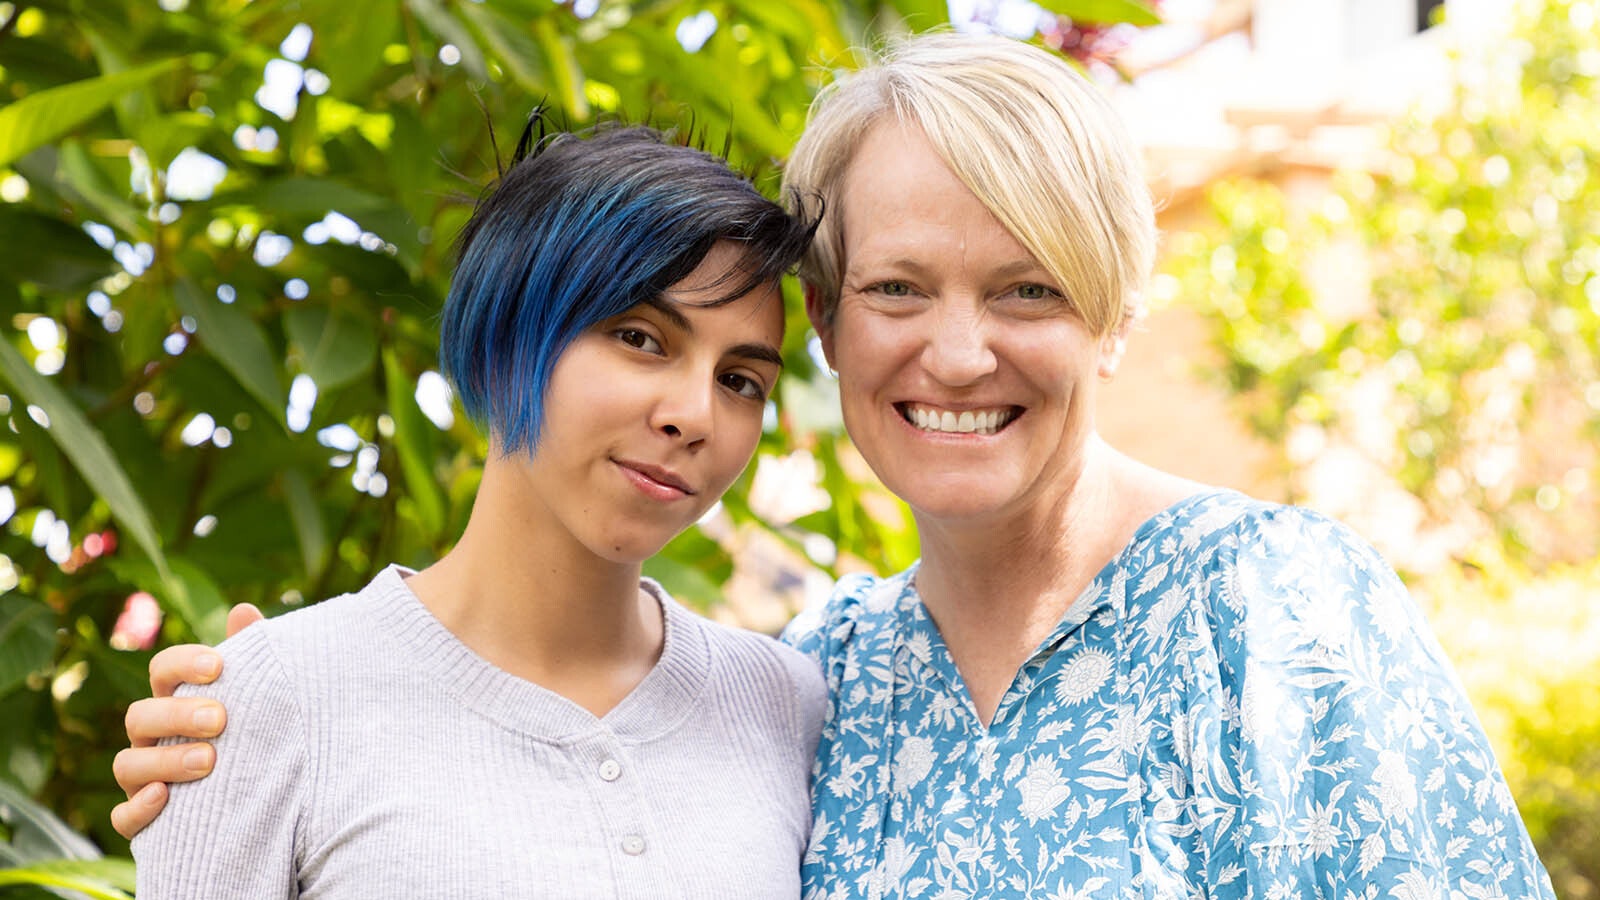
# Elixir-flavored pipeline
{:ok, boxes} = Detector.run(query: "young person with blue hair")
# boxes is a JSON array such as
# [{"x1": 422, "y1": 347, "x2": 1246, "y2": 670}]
[{"x1": 130, "y1": 122, "x2": 825, "y2": 898}]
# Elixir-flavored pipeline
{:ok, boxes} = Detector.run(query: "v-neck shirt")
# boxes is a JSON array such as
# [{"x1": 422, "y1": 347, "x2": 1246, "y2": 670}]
[{"x1": 783, "y1": 490, "x2": 1554, "y2": 899}]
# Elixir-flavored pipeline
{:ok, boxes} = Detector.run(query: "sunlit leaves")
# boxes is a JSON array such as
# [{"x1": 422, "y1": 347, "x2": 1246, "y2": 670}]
[
  {"x1": 0, "y1": 57, "x2": 188, "y2": 168},
  {"x1": 0, "y1": 339, "x2": 170, "y2": 584}
]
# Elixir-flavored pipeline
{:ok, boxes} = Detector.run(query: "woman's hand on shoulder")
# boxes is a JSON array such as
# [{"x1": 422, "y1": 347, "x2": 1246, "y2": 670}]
[{"x1": 109, "y1": 603, "x2": 265, "y2": 839}]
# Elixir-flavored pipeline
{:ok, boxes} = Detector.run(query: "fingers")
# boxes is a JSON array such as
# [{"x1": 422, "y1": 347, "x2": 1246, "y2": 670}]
[
  {"x1": 148, "y1": 644, "x2": 222, "y2": 698},
  {"x1": 226, "y1": 602, "x2": 264, "y2": 639},
  {"x1": 113, "y1": 741, "x2": 215, "y2": 797},
  {"x1": 125, "y1": 695, "x2": 226, "y2": 748},
  {"x1": 110, "y1": 781, "x2": 169, "y2": 841}
]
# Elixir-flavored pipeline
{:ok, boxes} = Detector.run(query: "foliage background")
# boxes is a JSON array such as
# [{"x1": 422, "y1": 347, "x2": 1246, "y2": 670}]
[
  {"x1": 1162, "y1": 0, "x2": 1600, "y2": 894},
  {"x1": 0, "y1": 0, "x2": 1591, "y2": 896}
]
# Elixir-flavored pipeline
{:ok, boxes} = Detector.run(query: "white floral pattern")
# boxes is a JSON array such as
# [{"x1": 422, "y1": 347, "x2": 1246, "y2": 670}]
[{"x1": 784, "y1": 490, "x2": 1555, "y2": 900}]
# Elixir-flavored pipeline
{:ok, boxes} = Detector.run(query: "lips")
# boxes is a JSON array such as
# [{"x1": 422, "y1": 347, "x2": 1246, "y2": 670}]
[
  {"x1": 896, "y1": 403, "x2": 1021, "y2": 436},
  {"x1": 613, "y1": 458, "x2": 695, "y2": 499}
]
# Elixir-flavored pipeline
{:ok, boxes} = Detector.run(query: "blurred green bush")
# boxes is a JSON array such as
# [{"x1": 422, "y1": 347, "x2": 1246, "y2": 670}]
[{"x1": 1163, "y1": 0, "x2": 1600, "y2": 893}]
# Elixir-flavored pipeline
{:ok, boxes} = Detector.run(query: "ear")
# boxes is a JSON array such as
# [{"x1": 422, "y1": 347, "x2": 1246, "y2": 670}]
[
  {"x1": 803, "y1": 283, "x2": 837, "y2": 371},
  {"x1": 1097, "y1": 327, "x2": 1128, "y2": 381}
]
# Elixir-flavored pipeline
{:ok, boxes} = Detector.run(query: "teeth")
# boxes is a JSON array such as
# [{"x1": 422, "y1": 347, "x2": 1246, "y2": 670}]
[{"x1": 902, "y1": 405, "x2": 1014, "y2": 436}]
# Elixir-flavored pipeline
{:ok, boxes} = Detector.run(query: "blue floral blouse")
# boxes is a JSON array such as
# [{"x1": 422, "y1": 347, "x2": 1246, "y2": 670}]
[{"x1": 783, "y1": 490, "x2": 1554, "y2": 900}]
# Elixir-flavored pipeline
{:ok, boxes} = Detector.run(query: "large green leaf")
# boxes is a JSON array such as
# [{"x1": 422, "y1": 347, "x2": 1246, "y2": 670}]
[
  {"x1": 173, "y1": 278, "x2": 287, "y2": 426},
  {"x1": 457, "y1": 3, "x2": 551, "y2": 98},
  {"x1": 0, "y1": 778, "x2": 100, "y2": 861},
  {"x1": 0, "y1": 208, "x2": 115, "y2": 293},
  {"x1": 0, "y1": 57, "x2": 186, "y2": 168},
  {"x1": 382, "y1": 350, "x2": 445, "y2": 539},
  {"x1": 286, "y1": 305, "x2": 378, "y2": 392},
  {"x1": 280, "y1": 467, "x2": 330, "y2": 578},
  {"x1": 0, "y1": 598, "x2": 55, "y2": 699},
  {"x1": 1033, "y1": 0, "x2": 1162, "y2": 26},
  {"x1": 0, "y1": 860, "x2": 134, "y2": 900},
  {"x1": 301, "y1": 0, "x2": 402, "y2": 93},
  {"x1": 0, "y1": 339, "x2": 169, "y2": 583}
]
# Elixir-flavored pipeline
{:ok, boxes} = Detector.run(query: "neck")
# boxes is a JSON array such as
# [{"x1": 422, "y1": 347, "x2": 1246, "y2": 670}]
[
  {"x1": 910, "y1": 436, "x2": 1199, "y2": 726},
  {"x1": 404, "y1": 455, "x2": 663, "y2": 716},
  {"x1": 914, "y1": 437, "x2": 1119, "y2": 652}
]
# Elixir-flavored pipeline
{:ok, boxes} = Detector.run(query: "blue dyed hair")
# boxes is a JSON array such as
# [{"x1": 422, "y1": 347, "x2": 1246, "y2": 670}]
[{"x1": 440, "y1": 121, "x2": 818, "y2": 455}]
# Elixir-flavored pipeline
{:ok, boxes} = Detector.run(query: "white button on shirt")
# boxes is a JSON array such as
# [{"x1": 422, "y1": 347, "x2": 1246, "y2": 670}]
[
  {"x1": 598, "y1": 759, "x2": 621, "y2": 782},
  {"x1": 620, "y1": 835, "x2": 646, "y2": 856}
]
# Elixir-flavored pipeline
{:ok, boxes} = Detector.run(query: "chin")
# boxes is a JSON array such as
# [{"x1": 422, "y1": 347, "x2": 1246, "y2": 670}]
[
  {"x1": 890, "y1": 476, "x2": 1025, "y2": 524},
  {"x1": 589, "y1": 530, "x2": 679, "y2": 566}
]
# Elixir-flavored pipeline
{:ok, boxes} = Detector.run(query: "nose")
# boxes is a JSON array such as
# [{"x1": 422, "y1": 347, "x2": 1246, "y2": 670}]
[
  {"x1": 921, "y1": 301, "x2": 997, "y2": 387},
  {"x1": 650, "y1": 370, "x2": 715, "y2": 448}
]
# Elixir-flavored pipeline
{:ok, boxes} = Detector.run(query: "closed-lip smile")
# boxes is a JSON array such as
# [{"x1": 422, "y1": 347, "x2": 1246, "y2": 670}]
[{"x1": 614, "y1": 458, "x2": 696, "y2": 497}]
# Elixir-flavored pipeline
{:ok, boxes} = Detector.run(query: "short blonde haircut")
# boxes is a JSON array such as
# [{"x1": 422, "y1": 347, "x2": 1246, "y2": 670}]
[{"x1": 784, "y1": 33, "x2": 1156, "y2": 337}]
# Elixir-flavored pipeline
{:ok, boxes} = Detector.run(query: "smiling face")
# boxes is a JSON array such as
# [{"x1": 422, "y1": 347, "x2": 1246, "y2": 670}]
[
  {"x1": 515, "y1": 241, "x2": 785, "y2": 564},
  {"x1": 812, "y1": 122, "x2": 1121, "y2": 525}
]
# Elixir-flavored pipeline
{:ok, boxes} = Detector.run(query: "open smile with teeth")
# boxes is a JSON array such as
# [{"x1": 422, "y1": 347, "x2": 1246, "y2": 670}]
[{"x1": 898, "y1": 403, "x2": 1020, "y2": 436}]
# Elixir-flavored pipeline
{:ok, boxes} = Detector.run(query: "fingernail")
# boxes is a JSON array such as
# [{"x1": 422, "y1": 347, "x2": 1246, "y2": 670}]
[
  {"x1": 183, "y1": 747, "x2": 210, "y2": 772},
  {"x1": 193, "y1": 708, "x2": 222, "y2": 734},
  {"x1": 197, "y1": 654, "x2": 221, "y2": 677}
]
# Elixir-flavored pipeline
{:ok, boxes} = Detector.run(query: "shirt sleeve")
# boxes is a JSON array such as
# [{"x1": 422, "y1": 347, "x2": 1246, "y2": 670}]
[
  {"x1": 1197, "y1": 506, "x2": 1555, "y2": 898},
  {"x1": 132, "y1": 623, "x2": 306, "y2": 899}
]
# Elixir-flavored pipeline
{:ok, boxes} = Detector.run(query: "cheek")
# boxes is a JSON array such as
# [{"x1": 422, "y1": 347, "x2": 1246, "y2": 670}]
[{"x1": 829, "y1": 311, "x2": 908, "y2": 381}]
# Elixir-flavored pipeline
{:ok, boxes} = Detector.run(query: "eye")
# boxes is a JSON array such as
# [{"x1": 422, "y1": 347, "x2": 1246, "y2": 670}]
[
  {"x1": 1014, "y1": 283, "x2": 1059, "y2": 301},
  {"x1": 615, "y1": 328, "x2": 662, "y2": 353},
  {"x1": 872, "y1": 281, "x2": 912, "y2": 297},
  {"x1": 719, "y1": 371, "x2": 768, "y2": 400}
]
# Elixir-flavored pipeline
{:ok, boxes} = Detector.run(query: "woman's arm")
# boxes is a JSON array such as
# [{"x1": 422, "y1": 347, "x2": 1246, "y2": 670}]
[{"x1": 110, "y1": 603, "x2": 265, "y2": 839}]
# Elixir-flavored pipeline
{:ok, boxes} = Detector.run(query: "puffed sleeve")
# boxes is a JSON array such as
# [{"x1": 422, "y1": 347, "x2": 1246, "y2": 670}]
[
  {"x1": 1194, "y1": 505, "x2": 1555, "y2": 898},
  {"x1": 133, "y1": 623, "x2": 306, "y2": 899}
]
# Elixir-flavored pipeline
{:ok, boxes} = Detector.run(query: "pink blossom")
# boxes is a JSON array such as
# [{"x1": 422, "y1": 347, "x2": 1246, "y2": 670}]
[{"x1": 110, "y1": 591, "x2": 162, "y2": 651}]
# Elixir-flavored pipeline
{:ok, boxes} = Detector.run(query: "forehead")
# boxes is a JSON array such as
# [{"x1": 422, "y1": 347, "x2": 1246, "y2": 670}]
[
  {"x1": 648, "y1": 280, "x2": 786, "y2": 344},
  {"x1": 838, "y1": 122, "x2": 1032, "y2": 266}
]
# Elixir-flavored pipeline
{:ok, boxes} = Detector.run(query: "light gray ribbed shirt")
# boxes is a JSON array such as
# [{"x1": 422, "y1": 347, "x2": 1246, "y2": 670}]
[{"x1": 133, "y1": 565, "x2": 826, "y2": 899}]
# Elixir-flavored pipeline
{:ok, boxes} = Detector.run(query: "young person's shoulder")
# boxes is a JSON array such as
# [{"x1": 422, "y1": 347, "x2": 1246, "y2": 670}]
[{"x1": 204, "y1": 566, "x2": 409, "y2": 692}]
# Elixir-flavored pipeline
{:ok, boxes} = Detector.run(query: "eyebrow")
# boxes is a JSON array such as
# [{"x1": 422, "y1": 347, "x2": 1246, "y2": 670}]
[
  {"x1": 644, "y1": 298, "x2": 785, "y2": 369},
  {"x1": 850, "y1": 256, "x2": 1051, "y2": 282}
]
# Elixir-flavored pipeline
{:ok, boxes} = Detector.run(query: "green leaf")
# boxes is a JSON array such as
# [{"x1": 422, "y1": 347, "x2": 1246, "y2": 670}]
[
  {"x1": 0, "y1": 338, "x2": 169, "y2": 584},
  {"x1": 217, "y1": 176, "x2": 400, "y2": 220},
  {"x1": 280, "y1": 467, "x2": 330, "y2": 577},
  {"x1": 382, "y1": 350, "x2": 445, "y2": 539},
  {"x1": 286, "y1": 306, "x2": 378, "y2": 392},
  {"x1": 405, "y1": 0, "x2": 489, "y2": 82},
  {"x1": 0, "y1": 778, "x2": 100, "y2": 861},
  {"x1": 0, "y1": 598, "x2": 55, "y2": 699},
  {"x1": 0, "y1": 859, "x2": 134, "y2": 900},
  {"x1": 0, "y1": 57, "x2": 187, "y2": 168},
  {"x1": 532, "y1": 17, "x2": 589, "y2": 121},
  {"x1": 1032, "y1": 0, "x2": 1161, "y2": 26},
  {"x1": 106, "y1": 556, "x2": 230, "y2": 644},
  {"x1": 457, "y1": 3, "x2": 550, "y2": 97},
  {"x1": 173, "y1": 278, "x2": 287, "y2": 426},
  {"x1": 0, "y1": 208, "x2": 116, "y2": 293},
  {"x1": 301, "y1": 0, "x2": 402, "y2": 92}
]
